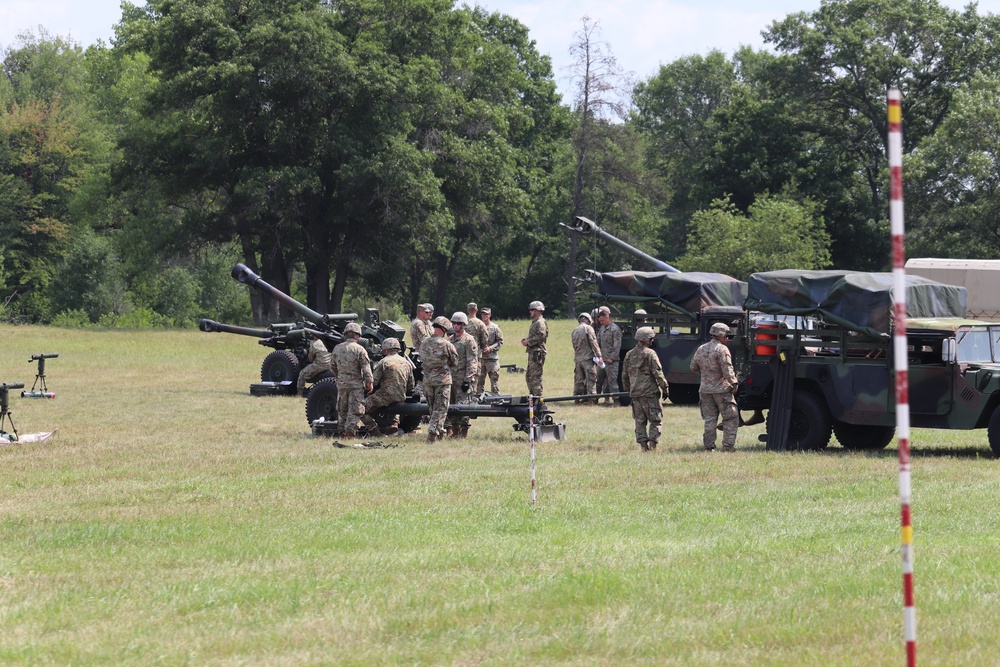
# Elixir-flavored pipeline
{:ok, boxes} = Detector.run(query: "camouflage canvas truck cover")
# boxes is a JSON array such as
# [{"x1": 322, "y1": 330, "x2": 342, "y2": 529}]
[
  {"x1": 591, "y1": 269, "x2": 749, "y2": 404},
  {"x1": 739, "y1": 270, "x2": 1000, "y2": 455}
]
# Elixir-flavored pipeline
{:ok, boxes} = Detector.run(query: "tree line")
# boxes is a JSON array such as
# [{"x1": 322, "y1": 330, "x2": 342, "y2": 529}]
[{"x1": 3, "y1": 0, "x2": 1000, "y2": 327}]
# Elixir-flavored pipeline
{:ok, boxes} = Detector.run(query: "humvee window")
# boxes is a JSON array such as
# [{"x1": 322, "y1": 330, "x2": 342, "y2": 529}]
[{"x1": 957, "y1": 327, "x2": 994, "y2": 363}]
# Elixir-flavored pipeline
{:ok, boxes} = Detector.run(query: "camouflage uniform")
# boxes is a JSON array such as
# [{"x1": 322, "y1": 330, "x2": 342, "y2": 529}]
[
  {"x1": 330, "y1": 339, "x2": 374, "y2": 436},
  {"x1": 479, "y1": 321, "x2": 505, "y2": 394},
  {"x1": 360, "y1": 353, "x2": 415, "y2": 432},
  {"x1": 622, "y1": 344, "x2": 670, "y2": 451},
  {"x1": 419, "y1": 335, "x2": 458, "y2": 439},
  {"x1": 690, "y1": 338, "x2": 739, "y2": 451},
  {"x1": 524, "y1": 316, "x2": 548, "y2": 396},
  {"x1": 465, "y1": 315, "x2": 488, "y2": 393},
  {"x1": 297, "y1": 337, "x2": 332, "y2": 393},
  {"x1": 409, "y1": 318, "x2": 434, "y2": 351},
  {"x1": 448, "y1": 330, "x2": 480, "y2": 434},
  {"x1": 571, "y1": 320, "x2": 601, "y2": 400},
  {"x1": 596, "y1": 321, "x2": 623, "y2": 401}
]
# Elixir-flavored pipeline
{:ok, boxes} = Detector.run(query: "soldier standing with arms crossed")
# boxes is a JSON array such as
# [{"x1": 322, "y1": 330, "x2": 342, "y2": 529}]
[
  {"x1": 595, "y1": 306, "x2": 623, "y2": 404},
  {"x1": 330, "y1": 322, "x2": 374, "y2": 438},
  {"x1": 478, "y1": 307, "x2": 504, "y2": 394},
  {"x1": 419, "y1": 317, "x2": 458, "y2": 442},
  {"x1": 690, "y1": 322, "x2": 739, "y2": 451},
  {"x1": 521, "y1": 301, "x2": 548, "y2": 397},
  {"x1": 448, "y1": 312, "x2": 479, "y2": 438},
  {"x1": 571, "y1": 312, "x2": 601, "y2": 402},
  {"x1": 358, "y1": 338, "x2": 414, "y2": 436},
  {"x1": 622, "y1": 326, "x2": 670, "y2": 451}
]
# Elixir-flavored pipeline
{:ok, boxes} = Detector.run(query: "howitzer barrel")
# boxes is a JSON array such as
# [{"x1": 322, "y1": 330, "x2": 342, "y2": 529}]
[
  {"x1": 540, "y1": 392, "x2": 629, "y2": 403},
  {"x1": 568, "y1": 216, "x2": 679, "y2": 273},
  {"x1": 378, "y1": 400, "x2": 553, "y2": 422},
  {"x1": 232, "y1": 264, "x2": 359, "y2": 326},
  {"x1": 199, "y1": 319, "x2": 274, "y2": 338}
]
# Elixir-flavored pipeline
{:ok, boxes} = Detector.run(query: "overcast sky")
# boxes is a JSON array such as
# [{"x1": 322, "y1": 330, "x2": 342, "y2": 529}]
[{"x1": 3, "y1": 0, "x2": 999, "y2": 98}]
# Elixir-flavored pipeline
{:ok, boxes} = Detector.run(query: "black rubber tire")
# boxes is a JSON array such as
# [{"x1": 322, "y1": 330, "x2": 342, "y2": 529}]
[
  {"x1": 668, "y1": 384, "x2": 700, "y2": 406},
  {"x1": 988, "y1": 407, "x2": 1000, "y2": 457},
  {"x1": 305, "y1": 377, "x2": 339, "y2": 425},
  {"x1": 768, "y1": 391, "x2": 832, "y2": 451},
  {"x1": 261, "y1": 350, "x2": 301, "y2": 384},
  {"x1": 833, "y1": 421, "x2": 895, "y2": 450}
]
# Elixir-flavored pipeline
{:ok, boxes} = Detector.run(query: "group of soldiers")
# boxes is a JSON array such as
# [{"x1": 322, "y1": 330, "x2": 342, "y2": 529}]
[
  {"x1": 571, "y1": 308, "x2": 739, "y2": 453},
  {"x1": 296, "y1": 300, "x2": 740, "y2": 451}
]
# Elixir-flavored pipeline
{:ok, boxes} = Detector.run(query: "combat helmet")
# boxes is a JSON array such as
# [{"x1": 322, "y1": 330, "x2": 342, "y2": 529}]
[
  {"x1": 432, "y1": 316, "x2": 452, "y2": 331},
  {"x1": 635, "y1": 326, "x2": 655, "y2": 342},
  {"x1": 528, "y1": 300, "x2": 545, "y2": 311},
  {"x1": 382, "y1": 337, "x2": 400, "y2": 351},
  {"x1": 451, "y1": 311, "x2": 469, "y2": 325},
  {"x1": 709, "y1": 322, "x2": 731, "y2": 337},
  {"x1": 344, "y1": 322, "x2": 362, "y2": 336},
  {"x1": 578, "y1": 312, "x2": 592, "y2": 323}
]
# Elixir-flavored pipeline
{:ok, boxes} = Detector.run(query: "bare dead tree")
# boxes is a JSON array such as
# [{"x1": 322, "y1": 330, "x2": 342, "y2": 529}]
[{"x1": 564, "y1": 16, "x2": 633, "y2": 317}]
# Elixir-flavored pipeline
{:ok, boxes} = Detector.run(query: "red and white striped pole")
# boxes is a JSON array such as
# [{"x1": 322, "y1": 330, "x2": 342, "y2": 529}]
[
  {"x1": 889, "y1": 87, "x2": 917, "y2": 667},
  {"x1": 529, "y1": 394, "x2": 537, "y2": 506}
]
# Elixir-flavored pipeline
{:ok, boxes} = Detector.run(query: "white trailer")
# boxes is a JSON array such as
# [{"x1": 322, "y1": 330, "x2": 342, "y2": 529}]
[{"x1": 905, "y1": 258, "x2": 1000, "y2": 321}]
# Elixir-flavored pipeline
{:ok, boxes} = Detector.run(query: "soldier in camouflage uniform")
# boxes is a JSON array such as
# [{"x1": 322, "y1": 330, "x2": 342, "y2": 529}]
[
  {"x1": 359, "y1": 338, "x2": 414, "y2": 436},
  {"x1": 448, "y1": 311, "x2": 480, "y2": 437},
  {"x1": 595, "y1": 306, "x2": 623, "y2": 404},
  {"x1": 465, "y1": 302, "x2": 488, "y2": 394},
  {"x1": 297, "y1": 333, "x2": 332, "y2": 397},
  {"x1": 690, "y1": 322, "x2": 739, "y2": 451},
  {"x1": 419, "y1": 316, "x2": 458, "y2": 442},
  {"x1": 410, "y1": 303, "x2": 435, "y2": 350},
  {"x1": 520, "y1": 301, "x2": 548, "y2": 397},
  {"x1": 622, "y1": 327, "x2": 670, "y2": 451},
  {"x1": 571, "y1": 312, "x2": 601, "y2": 402},
  {"x1": 478, "y1": 307, "x2": 504, "y2": 394},
  {"x1": 330, "y1": 321, "x2": 374, "y2": 437}
]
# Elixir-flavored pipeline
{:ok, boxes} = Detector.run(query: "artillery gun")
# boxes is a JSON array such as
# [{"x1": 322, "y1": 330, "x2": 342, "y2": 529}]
[
  {"x1": 200, "y1": 263, "x2": 407, "y2": 395},
  {"x1": 565, "y1": 216, "x2": 748, "y2": 405}
]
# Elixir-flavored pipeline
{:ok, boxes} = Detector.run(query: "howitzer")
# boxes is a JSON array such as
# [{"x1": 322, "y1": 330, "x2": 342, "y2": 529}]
[{"x1": 201, "y1": 264, "x2": 408, "y2": 394}]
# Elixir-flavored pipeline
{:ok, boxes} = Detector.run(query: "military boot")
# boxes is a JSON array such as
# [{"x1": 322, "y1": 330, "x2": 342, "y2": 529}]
[
  {"x1": 459, "y1": 425, "x2": 469, "y2": 438},
  {"x1": 427, "y1": 431, "x2": 438, "y2": 443},
  {"x1": 648, "y1": 441, "x2": 658, "y2": 451}
]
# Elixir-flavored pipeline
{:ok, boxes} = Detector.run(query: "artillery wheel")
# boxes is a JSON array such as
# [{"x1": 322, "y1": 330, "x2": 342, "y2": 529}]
[
  {"x1": 833, "y1": 421, "x2": 895, "y2": 450},
  {"x1": 261, "y1": 350, "x2": 301, "y2": 384},
  {"x1": 988, "y1": 408, "x2": 1000, "y2": 457},
  {"x1": 305, "y1": 377, "x2": 339, "y2": 425},
  {"x1": 767, "y1": 391, "x2": 831, "y2": 451},
  {"x1": 667, "y1": 384, "x2": 700, "y2": 406}
]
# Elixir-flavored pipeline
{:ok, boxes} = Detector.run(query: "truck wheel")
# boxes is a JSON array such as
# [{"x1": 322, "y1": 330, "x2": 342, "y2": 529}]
[
  {"x1": 667, "y1": 384, "x2": 700, "y2": 405},
  {"x1": 261, "y1": 350, "x2": 301, "y2": 384},
  {"x1": 785, "y1": 391, "x2": 832, "y2": 450},
  {"x1": 988, "y1": 408, "x2": 1000, "y2": 457},
  {"x1": 305, "y1": 377, "x2": 338, "y2": 425},
  {"x1": 833, "y1": 422, "x2": 895, "y2": 450}
]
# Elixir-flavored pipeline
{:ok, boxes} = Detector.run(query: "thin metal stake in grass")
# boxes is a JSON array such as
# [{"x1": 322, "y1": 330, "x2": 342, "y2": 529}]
[
  {"x1": 889, "y1": 87, "x2": 917, "y2": 667},
  {"x1": 529, "y1": 394, "x2": 536, "y2": 506}
]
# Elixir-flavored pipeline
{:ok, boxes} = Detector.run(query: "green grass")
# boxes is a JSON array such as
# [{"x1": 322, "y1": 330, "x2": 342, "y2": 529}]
[{"x1": 2, "y1": 320, "x2": 999, "y2": 665}]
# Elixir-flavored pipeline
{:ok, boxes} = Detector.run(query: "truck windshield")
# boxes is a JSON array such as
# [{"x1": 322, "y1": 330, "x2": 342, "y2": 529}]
[{"x1": 957, "y1": 327, "x2": 995, "y2": 363}]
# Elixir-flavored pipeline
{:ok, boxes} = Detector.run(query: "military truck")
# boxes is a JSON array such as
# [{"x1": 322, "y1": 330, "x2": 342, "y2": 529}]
[
  {"x1": 737, "y1": 270, "x2": 1000, "y2": 456},
  {"x1": 567, "y1": 216, "x2": 748, "y2": 404},
  {"x1": 200, "y1": 263, "x2": 407, "y2": 395}
]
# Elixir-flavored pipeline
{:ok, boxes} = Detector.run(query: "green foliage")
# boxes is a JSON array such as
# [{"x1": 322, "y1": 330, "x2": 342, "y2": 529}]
[
  {"x1": 98, "y1": 307, "x2": 172, "y2": 329},
  {"x1": 49, "y1": 230, "x2": 129, "y2": 323},
  {"x1": 906, "y1": 72, "x2": 1000, "y2": 258},
  {"x1": 49, "y1": 308, "x2": 94, "y2": 327},
  {"x1": 678, "y1": 194, "x2": 831, "y2": 280}
]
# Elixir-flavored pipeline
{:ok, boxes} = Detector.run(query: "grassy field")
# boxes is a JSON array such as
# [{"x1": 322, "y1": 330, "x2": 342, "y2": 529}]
[{"x1": 2, "y1": 319, "x2": 999, "y2": 666}]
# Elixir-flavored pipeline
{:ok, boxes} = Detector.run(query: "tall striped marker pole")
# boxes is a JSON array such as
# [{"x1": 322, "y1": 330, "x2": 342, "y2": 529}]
[
  {"x1": 889, "y1": 87, "x2": 917, "y2": 667},
  {"x1": 529, "y1": 394, "x2": 537, "y2": 506}
]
